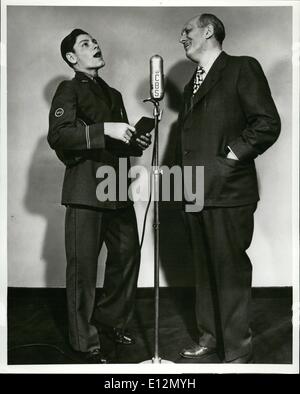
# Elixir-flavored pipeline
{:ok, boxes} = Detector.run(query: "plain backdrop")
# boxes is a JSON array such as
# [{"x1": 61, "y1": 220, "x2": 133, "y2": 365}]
[{"x1": 7, "y1": 5, "x2": 293, "y2": 287}]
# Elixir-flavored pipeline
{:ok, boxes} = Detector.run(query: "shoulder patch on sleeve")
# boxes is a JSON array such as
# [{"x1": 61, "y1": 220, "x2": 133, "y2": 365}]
[{"x1": 54, "y1": 108, "x2": 64, "y2": 117}]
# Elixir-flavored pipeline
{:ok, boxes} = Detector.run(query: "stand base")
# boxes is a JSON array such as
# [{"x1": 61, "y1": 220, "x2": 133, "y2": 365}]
[{"x1": 140, "y1": 357, "x2": 174, "y2": 364}]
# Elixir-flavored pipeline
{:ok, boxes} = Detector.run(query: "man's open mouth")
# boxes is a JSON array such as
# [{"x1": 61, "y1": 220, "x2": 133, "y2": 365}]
[{"x1": 94, "y1": 51, "x2": 102, "y2": 58}]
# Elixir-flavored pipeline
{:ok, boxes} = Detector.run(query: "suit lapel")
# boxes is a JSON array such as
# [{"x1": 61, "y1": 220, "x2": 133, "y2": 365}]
[
  {"x1": 75, "y1": 72, "x2": 114, "y2": 110},
  {"x1": 183, "y1": 76, "x2": 194, "y2": 115},
  {"x1": 183, "y1": 51, "x2": 228, "y2": 118},
  {"x1": 89, "y1": 77, "x2": 114, "y2": 110}
]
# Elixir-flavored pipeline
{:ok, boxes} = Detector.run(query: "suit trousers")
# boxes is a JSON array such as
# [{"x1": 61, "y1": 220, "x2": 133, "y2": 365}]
[
  {"x1": 186, "y1": 203, "x2": 257, "y2": 361},
  {"x1": 65, "y1": 205, "x2": 140, "y2": 352}
]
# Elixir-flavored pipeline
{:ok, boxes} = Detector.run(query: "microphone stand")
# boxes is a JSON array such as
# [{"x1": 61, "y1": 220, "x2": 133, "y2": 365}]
[{"x1": 141, "y1": 98, "x2": 173, "y2": 364}]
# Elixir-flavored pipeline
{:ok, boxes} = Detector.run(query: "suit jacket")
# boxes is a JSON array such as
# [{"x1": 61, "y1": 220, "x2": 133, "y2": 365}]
[
  {"x1": 176, "y1": 51, "x2": 281, "y2": 207},
  {"x1": 48, "y1": 71, "x2": 142, "y2": 209}
]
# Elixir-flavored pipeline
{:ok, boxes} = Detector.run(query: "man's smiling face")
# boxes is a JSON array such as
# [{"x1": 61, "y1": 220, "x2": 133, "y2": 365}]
[{"x1": 180, "y1": 17, "x2": 207, "y2": 62}]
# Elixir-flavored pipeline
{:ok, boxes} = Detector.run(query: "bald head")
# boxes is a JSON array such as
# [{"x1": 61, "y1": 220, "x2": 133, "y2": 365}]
[
  {"x1": 180, "y1": 13, "x2": 225, "y2": 62},
  {"x1": 197, "y1": 13, "x2": 225, "y2": 45}
]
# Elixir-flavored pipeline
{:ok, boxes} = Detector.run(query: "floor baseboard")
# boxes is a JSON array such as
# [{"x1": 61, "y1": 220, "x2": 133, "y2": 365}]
[{"x1": 7, "y1": 286, "x2": 292, "y2": 299}]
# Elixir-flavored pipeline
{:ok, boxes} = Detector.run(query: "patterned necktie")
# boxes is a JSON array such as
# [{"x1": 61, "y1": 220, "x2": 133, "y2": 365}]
[{"x1": 192, "y1": 65, "x2": 205, "y2": 95}]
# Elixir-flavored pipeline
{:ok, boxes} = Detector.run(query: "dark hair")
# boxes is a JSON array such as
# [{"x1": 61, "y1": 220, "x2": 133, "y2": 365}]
[
  {"x1": 198, "y1": 14, "x2": 225, "y2": 45},
  {"x1": 60, "y1": 29, "x2": 88, "y2": 67}
]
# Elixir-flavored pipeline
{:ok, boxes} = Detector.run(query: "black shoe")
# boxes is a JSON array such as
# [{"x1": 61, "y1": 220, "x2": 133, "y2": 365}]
[
  {"x1": 180, "y1": 344, "x2": 216, "y2": 359},
  {"x1": 79, "y1": 348, "x2": 110, "y2": 364},
  {"x1": 225, "y1": 352, "x2": 254, "y2": 364},
  {"x1": 107, "y1": 328, "x2": 135, "y2": 345}
]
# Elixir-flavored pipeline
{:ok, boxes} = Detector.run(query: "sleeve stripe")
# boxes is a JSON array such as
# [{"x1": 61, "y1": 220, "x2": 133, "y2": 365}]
[{"x1": 86, "y1": 125, "x2": 91, "y2": 149}]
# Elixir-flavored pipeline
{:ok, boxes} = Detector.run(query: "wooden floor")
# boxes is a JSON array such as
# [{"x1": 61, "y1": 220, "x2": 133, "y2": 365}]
[{"x1": 7, "y1": 287, "x2": 292, "y2": 365}]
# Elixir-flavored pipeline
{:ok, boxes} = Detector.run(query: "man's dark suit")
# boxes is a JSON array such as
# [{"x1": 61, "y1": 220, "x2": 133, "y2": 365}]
[
  {"x1": 48, "y1": 71, "x2": 141, "y2": 352},
  {"x1": 177, "y1": 52, "x2": 280, "y2": 360}
]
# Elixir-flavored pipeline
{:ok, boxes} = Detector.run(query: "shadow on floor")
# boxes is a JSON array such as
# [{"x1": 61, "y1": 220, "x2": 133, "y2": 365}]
[{"x1": 7, "y1": 287, "x2": 292, "y2": 365}]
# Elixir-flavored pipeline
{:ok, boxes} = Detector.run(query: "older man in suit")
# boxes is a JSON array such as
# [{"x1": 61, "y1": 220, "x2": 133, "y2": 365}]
[
  {"x1": 48, "y1": 29, "x2": 151, "y2": 363},
  {"x1": 177, "y1": 14, "x2": 280, "y2": 363}
]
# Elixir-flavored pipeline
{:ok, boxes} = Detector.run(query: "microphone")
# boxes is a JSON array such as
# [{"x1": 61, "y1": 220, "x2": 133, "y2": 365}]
[{"x1": 150, "y1": 55, "x2": 164, "y2": 101}]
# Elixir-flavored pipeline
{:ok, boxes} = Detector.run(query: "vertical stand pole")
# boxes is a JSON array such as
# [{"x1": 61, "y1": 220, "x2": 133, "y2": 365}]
[
  {"x1": 141, "y1": 100, "x2": 173, "y2": 364},
  {"x1": 153, "y1": 102, "x2": 160, "y2": 363}
]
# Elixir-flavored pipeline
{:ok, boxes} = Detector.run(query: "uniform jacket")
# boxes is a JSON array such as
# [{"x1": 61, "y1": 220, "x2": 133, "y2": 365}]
[
  {"x1": 48, "y1": 71, "x2": 142, "y2": 209},
  {"x1": 176, "y1": 51, "x2": 281, "y2": 207}
]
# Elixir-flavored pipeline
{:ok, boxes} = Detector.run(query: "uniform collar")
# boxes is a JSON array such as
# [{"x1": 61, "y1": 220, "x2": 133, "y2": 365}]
[
  {"x1": 74, "y1": 71, "x2": 113, "y2": 109},
  {"x1": 74, "y1": 71, "x2": 96, "y2": 82}
]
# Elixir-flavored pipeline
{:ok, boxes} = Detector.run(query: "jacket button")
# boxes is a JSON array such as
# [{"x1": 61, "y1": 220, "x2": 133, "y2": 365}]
[{"x1": 184, "y1": 150, "x2": 190, "y2": 156}]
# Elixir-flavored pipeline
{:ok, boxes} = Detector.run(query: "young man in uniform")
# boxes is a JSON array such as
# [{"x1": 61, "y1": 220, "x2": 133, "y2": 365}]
[{"x1": 48, "y1": 29, "x2": 151, "y2": 363}]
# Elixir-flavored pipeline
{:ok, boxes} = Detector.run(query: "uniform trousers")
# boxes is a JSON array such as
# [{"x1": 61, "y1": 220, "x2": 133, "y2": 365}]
[
  {"x1": 65, "y1": 205, "x2": 140, "y2": 352},
  {"x1": 186, "y1": 203, "x2": 257, "y2": 361}
]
